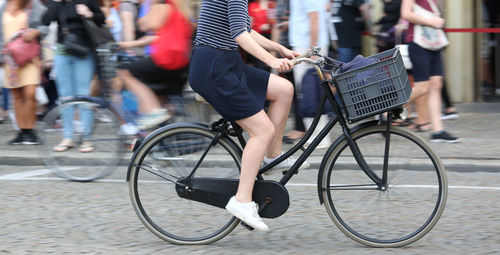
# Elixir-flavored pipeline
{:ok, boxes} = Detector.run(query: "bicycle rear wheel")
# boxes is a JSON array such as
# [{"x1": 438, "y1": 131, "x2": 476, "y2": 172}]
[
  {"x1": 320, "y1": 125, "x2": 447, "y2": 247},
  {"x1": 128, "y1": 125, "x2": 242, "y2": 244},
  {"x1": 37, "y1": 99, "x2": 124, "y2": 181}
]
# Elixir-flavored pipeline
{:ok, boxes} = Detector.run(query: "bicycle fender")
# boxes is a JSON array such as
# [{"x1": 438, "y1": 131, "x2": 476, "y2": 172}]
[{"x1": 316, "y1": 120, "x2": 380, "y2": 205}]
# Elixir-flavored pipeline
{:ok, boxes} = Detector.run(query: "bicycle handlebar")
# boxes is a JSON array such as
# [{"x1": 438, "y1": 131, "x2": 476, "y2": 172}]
[{"x1": 292, "y1": 57, "x2": 324, "y2": 66}]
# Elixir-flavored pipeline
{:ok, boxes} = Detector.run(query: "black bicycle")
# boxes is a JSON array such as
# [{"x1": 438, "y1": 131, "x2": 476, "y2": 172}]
[{"x1": 126, "y1": 47, "x2": 448, "y2": 247}]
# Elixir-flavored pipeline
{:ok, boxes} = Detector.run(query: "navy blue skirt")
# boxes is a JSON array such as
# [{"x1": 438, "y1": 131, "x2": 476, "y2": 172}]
[{"x1": 189, "y1": 46, "x2": 270, "y2": 121}]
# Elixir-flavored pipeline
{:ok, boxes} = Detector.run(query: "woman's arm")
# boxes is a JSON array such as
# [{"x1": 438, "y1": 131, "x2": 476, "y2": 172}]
[
  {"x1": 235, "y1": 31, "x2": 294, "y2": 73},
  {"x1": 118, "y1": 35, "x2": 157, "y2": 48},
  {"x1": 400, "y1": 0, "x2": 444, "y2": 28},
  {"x1": 137, "y1": 2, "x2": 171, "y2": 32},
  {"x1": 250, "y1": 30, "x2": 298, "y2": 59}
]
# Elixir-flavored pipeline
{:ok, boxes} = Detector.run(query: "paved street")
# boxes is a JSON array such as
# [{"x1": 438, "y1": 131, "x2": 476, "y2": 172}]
[
  {"x1": 0, "y1": 102, "x2": 499, "y2": 254},
  {"x1": 0, "y1": 165, "x2": 499, "y2": 254}
]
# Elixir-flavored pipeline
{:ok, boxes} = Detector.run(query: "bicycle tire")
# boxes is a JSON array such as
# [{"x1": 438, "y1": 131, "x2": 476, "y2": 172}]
[
  {"x1": 37, "y1": 98, "x2": 124, "y2": 181},
  {"x1": 128, "y1": 124, "x2": 242, "y2": 244},
  {"x1": 320, "y1": 124, "x2": 447, "y2": 247}
]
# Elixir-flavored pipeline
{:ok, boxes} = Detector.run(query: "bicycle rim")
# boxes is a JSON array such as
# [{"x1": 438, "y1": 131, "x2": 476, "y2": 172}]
[
  {"x1": 128, "y1": 126, "x2": 241, "y2": 244},
  {"x1": 321, "y1": 125, "x2": 447, "y2": 247},
  {"x1": 37, "y1": 100, "x2": 123, "y2": 181}
]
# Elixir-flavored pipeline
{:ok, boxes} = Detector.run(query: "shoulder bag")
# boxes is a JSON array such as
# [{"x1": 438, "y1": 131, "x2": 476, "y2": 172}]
[
  {"x1": 58, "y1": 4, "x2": 91, "y2": 58},
  {"x1": 81, "y1": 17, "x2": 115, "y2": 47},
  {"x1": 413, "y1": 0, "x2": 449, "y2": 51},
  {"x1": 5, "y1": 29, "x2": 41, "y2": 67}
]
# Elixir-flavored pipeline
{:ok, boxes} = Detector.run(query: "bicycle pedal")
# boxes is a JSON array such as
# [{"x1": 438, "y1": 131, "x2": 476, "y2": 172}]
[{"x1": 240, "y1": 221, "x2": 254, "y2": 231}]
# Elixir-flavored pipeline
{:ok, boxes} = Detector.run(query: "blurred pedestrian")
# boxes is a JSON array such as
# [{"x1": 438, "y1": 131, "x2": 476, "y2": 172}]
[
  {"x1": 272, "y1": 0, "x2": 306, "y2": 143},
  {"x1": 375, "y1": 0, "x2": 401, "y2": 52},
  {"x1": 42, "y1": 0, "x2": 105, "y2": 152},
  {"x1": 1, "y1": 0, "x2": 47, "y2": 145},
  {"x1": 331, "y1": 0, "x2": 370, "y2": 63},
  {"x1": 401, "y1": 0, "x2": 460, "y2": 142},
  {"x1": 117, "y1": 0, "x2": 193, "y2": 130},
  {"x1": 289, "y1": 0, "x2": 331, "y2": 148}
]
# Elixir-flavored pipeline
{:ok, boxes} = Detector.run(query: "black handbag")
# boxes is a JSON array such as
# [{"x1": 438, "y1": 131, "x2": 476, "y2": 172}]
[
  {"x1": 59, "y1": 4, "x2": 91, "y2": 58},
  {"x1": 81, "y1": 18, "x2": 115, "y2": 47}
]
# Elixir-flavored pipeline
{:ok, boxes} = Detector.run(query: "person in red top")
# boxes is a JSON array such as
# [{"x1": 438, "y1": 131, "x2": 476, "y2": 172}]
[
  {"x1": 118, "y1": 0, "x2": 193, "y2": 130},
  {"x1": 248, "y1": 0, "x2": 276, "y2": 70}
]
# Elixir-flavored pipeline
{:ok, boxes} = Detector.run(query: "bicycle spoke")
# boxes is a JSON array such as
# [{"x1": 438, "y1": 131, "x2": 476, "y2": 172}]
[
  {"x1": 325, "y1": 184, "x2": 379, "y2": 190},
  {"x1": 133, "y1": 163, "x2": 180, "y2": 184}
]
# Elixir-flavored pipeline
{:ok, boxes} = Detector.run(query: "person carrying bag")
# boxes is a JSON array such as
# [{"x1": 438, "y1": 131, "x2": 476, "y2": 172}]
[
  {"x1": 42, "y1": 0, "x2": 106, "y2": 153},
  {"x1": 400, "y1": 0, "x2": 460, "y2": 143},
  {"x1": 412, "y1": 0, "x2": 449, "y2": 51}
]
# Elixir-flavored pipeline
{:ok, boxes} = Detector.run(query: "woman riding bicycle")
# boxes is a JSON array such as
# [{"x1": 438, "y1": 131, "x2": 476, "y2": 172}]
[{"x1": 189, "y1": 0, "x2": 306, "y2": 231}]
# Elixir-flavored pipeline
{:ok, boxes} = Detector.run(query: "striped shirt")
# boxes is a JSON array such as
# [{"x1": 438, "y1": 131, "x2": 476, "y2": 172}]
[{"x1": 195, "y1": 0, "x2": 251, "y2": 50}]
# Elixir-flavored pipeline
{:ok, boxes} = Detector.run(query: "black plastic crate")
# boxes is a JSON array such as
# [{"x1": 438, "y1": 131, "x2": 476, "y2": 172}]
[{"x1": 333, "y1": 48, "x2": 411, "y2": 123}]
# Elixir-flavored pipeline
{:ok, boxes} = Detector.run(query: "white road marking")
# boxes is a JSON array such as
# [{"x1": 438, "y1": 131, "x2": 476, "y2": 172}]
[{"x1": 1, "y1": 170, "x2": 500, "y2": 191}]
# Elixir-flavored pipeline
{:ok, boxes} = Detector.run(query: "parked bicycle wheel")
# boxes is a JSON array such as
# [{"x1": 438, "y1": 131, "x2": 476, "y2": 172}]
[
  {"x1": 37, "y1": 98, "x2": 124, "y2": 181},
  {"x1": 320, "y1": 125, "x2": 447, "y2": 247},
  {"x1": 128, "y1": 124, "x2": 242, "y2": 244}
]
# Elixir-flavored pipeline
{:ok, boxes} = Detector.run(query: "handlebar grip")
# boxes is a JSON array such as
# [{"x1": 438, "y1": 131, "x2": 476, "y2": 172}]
[{"x1": 291, "y1": 51, "x2": 314, "y2": 65}]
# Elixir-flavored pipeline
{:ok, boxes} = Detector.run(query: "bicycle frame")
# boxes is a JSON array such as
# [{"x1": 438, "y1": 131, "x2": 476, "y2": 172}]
[
  {"x1": 185, "y1": 62, "x2": 390, "y2": 192},
  {"x1": 259, "y1": 64, "x2": 387, "y2": 189}
]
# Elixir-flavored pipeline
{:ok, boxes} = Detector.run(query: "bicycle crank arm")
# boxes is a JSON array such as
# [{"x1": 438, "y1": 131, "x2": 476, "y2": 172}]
[{"x1": 176, "y1": 177, "x2": 290, "y2": 218}]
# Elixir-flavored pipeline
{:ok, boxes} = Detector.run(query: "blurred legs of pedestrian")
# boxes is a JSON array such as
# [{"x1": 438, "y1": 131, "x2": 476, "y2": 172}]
[
  {"x1": 0, "y1": 88, "x2": 8, "y2": 123},
  {"x1": 53, "y1": 53, "x2": 95, "y2": 152},
  {"x1": 282, "y1": 70, "x2": 306, "y2": 143},
  {"x1": 293, "y1": 47, "x2": 332, "y2": 148},
  {"x1": 441, "y1": 79, "x2": 459, "y2": 120},
  {"x1": 118, "y1": 68, "x2": 170, "y2": 130},
  {"x1": 9, "y1": 84, "x2": 39, "y2": 144}
]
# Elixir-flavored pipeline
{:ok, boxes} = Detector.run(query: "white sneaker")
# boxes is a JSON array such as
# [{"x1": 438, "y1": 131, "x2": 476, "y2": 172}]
[
  {"x1": 225, "y1": 196, "x2": 268, "y2": 231},
  {"x1": 120, "y1": 123, "x2": 139, "y2": 135},
  {"x1": 262, "y1": 154, "x2": 310, "y2": 175},
  {"x1": 137, "y1": 109, "x2": 171, "y2": 130}
]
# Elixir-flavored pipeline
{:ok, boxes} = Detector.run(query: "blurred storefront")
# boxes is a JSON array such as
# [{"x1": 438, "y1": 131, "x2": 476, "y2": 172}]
[
  {"x1": 366, "y1": 0, "x2": 500, "y2": 103},
  {"x1": 443, "y1": 0, "x2": 500, "y2": 103}
]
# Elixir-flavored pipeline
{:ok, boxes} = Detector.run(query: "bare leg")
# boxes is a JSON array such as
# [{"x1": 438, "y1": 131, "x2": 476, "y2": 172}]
[
  {"x1": 235, "y1": 110, "x2": 275, "y2": 202},
  {"x1": 11, "y1": 85, "x2": 37, "y2": 129},
  {"x1": 414, "y1": 91, "x2": 430, "y2": 126},
  {"x1": 265, "y1": 74, "x2": 294, "y2": 158},
  {"x1": 11, "y1": 88, "x2": 24, "y2": 128},
  {"x1": 118, "y1": 69, "x2": 161, "y2": 114},
  {"x1": 428, "y1": 76, "x2": 444, "y2": 132},
  {"x1": 22, "y1": 85, "x2": 37, "y2": 129}
]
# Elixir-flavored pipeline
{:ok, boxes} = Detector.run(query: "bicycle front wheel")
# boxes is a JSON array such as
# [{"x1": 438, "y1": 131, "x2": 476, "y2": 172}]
[
  {"x1": 320, "y1": 124, "x2": 447, "y2": 247},
  {"x1": 38, "y1": 99, "x2": 124, "y2": 181},
  {"x1": 128, "y1": 125, "x2": 242, "y2": 244}
]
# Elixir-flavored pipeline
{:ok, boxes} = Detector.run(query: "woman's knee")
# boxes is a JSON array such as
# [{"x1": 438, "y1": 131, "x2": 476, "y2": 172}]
[
  {"x1": 23, "y1": 85, "x2": 37, "y2": 101},
  {"x1": 268, "y1": 75, "x2": 294, "y2": 103}
]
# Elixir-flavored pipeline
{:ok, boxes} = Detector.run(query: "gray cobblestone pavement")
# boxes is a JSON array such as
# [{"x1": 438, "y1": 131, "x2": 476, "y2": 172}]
[
  {"x1": 0, "y1": 166, "x2": 499, "y2": 254},
  {"x1": 0, "y1": 102, "x2": 499, "y2": 254}
]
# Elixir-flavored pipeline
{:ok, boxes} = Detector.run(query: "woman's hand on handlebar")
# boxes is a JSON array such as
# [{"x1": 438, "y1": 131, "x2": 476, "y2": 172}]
[
  {"x1": 279, "y1": 46, "x2": 301, "y2": 60},
  {"x1": 267, "y1": 57, "x2": 294, "y2": 73}
]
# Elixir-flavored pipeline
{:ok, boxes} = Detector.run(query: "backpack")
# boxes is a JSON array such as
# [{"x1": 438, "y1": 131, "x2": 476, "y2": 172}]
[{"x1": 298, "y1": 68, "x2": 333, "y2": 118}]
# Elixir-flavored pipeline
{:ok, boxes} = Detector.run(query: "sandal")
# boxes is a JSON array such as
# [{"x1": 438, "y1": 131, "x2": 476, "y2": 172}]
[
  {"x1": 409, "y1": 122, "x2": 431, "y2": 132},
  {"x1": 79, "y1": 142, "x2": 95, "y2": 153},
  {"x1": 53, "y1": 139, "x2": 74, "y2": 152},
  {"x1": 378, "y1": 115, "x2": 413, "y2": 127},
  {"x1": 390, "y1": 118, "x2": 413, "y2": 127}
]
